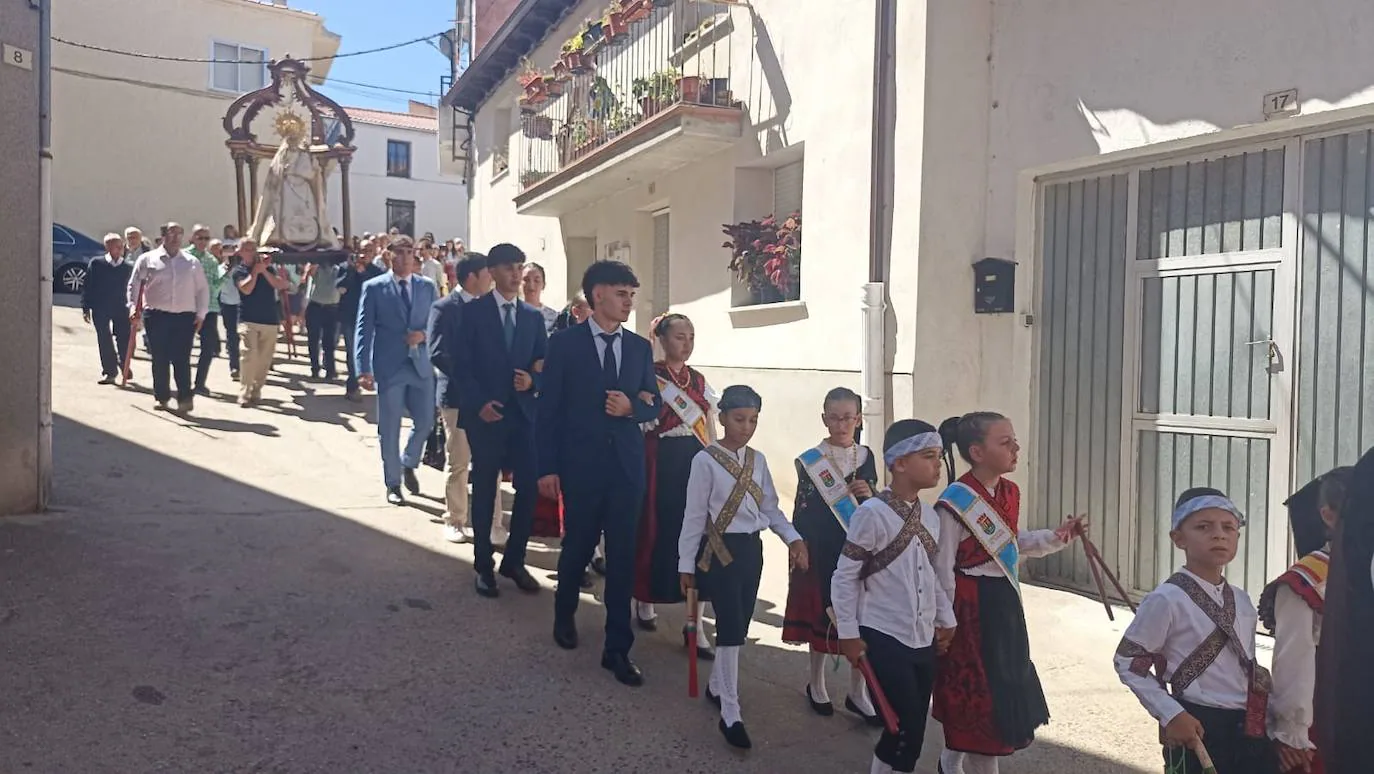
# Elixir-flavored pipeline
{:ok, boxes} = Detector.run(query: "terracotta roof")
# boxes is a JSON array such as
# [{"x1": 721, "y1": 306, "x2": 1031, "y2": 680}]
[{"x1": 344, "y1": 107, "x2": 439, "y2": 132}]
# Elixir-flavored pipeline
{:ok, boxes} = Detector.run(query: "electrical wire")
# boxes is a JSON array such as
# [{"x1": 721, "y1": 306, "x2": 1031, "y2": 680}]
[
  {"x1": 51, "y1": 32, "x2": 443, "y2": 64},
  {"x1": 324, "y1": 78, "x2": 440, "y2": 97}
]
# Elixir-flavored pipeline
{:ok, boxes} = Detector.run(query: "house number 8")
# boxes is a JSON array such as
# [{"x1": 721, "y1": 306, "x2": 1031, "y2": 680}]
[{"x1": 3, "y1": 44, "x2": 33, "y2": 71}]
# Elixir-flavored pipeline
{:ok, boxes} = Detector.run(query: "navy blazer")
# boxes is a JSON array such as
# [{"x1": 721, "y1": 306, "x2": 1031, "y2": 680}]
[
  {"x1": 536, "y1": 321, "x2": 661, "y2": 491},
  {"x1": 426, "y1": 290, "x2": 468, "y2": 409},
  {"x1": 453, "y1": 292, "x2": 548, "y2": 428}
]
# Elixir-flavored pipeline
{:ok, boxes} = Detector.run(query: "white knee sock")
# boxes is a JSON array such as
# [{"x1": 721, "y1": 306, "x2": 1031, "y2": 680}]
[
  {"x1": 849, "y1": 666, "x2": 875, "y2": 715},
  {"x1": 716, "y1": 645, "x2": 743, "y2": 725},
  {"x1": 635, "y1": 600, "x2": 656, "y2": 621},
  {"x1": 870, "y1": 755, "x2": 894, "y2": 774},
  {"x1": 808, "y1": 650, "x2": 831, "y2": 703},
  {"x1": 695, "y1": 601, "x2": 712, "y2": 648},
  {"x1": 940, "y1": 751, "x2": 998, "y2": 774}
]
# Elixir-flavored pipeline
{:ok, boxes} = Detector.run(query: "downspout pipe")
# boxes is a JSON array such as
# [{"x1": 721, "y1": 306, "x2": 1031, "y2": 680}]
[
  {"x1": 37, "y1": 0, "x2": 54, "y2": 508},
  {"x1": 862, "y1": 0, "x2": 896, "y2": 478}
]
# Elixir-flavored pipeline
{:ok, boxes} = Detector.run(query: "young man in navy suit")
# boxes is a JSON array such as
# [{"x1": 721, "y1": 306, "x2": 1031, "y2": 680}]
[
  {"x1": 538, "y1": 260, "x2": 662, "y2": 687},
  {"x1": 454, "y1": 244, "x2": 548, "y2": 598}
]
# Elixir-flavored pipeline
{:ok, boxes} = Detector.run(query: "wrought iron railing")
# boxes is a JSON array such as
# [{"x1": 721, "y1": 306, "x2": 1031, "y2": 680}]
[{"x1": 515, "y1": 0, "x2": 738, "y2": 192}]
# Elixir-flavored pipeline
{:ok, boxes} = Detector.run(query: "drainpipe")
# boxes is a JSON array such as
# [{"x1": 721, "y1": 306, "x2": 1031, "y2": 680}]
[
  {"x1": 37, "y1": 0, "x2": 54, "y2": 508},
  {"x1": 862, "y1": 0, "x2": 896, "y2": 478}
]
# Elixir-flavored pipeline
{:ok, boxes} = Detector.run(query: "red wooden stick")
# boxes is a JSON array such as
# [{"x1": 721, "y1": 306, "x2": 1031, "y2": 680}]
[
  {"x1": 686, "y1": 587, "x2": 699, "y2": 698},
  {"x1": 856, "y1": 656, "x2": 900, "y2": 736}
]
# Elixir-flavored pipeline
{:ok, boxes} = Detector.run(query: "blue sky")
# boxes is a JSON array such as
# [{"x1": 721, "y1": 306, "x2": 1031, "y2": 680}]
[{"x1": 294, "y1": 0, "x2": 460, "y2": 112}]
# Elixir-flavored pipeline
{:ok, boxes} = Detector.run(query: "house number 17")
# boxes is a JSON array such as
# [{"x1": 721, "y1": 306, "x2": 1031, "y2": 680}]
[{"x1": 1264, "y1": 89, "x2": 1299, "y2": 119}]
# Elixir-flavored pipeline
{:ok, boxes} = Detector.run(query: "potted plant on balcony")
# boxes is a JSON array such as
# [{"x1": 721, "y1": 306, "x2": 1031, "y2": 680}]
[
  {"x1": 560, "y1": 34, "x2": 592, "y2": 76},
  {"x1": 517, "y1": 57, "x2": 541, "y2": 89},
  {"x1": 583, "y1": 18, "x2": 605, "y2": 46},
  {"x1": 632, "y1": 69, "x2": 679, "y2": 118},
  {"x1": 621, "y1": 0, "x2": 653, "y2": 23},
  {"x1": 522, "y1": 114, "x2": 554, "y2": 141},
  {"x1": 723, "y1": 212, "x2": 802, "y2": 305},
  {"x1": 603, "y1": 3, "x2": 630, "y2": 41},
  {"x1": 521, "y1": 169, "x2": 551, "y2": 189}
]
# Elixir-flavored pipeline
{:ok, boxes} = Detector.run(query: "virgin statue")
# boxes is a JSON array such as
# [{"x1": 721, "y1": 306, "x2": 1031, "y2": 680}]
[{"x1": 249, "y1": 111, "x2": 339, "y2": 251}]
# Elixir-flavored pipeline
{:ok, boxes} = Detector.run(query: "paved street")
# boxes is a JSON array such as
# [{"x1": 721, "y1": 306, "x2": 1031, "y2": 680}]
[{"x1": 1, "y1": 302, "x2": 1164, "y2": 773}]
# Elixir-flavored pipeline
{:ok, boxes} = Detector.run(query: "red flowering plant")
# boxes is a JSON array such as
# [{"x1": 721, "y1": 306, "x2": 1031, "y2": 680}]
[{"x1": 722, "y1": 212, "x2": 801, "y2": 303}]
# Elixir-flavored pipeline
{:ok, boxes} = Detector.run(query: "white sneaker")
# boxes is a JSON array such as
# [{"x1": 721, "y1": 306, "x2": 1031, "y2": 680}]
[{"x1": 443, "y1": 524, "x2": 469, "y2": 544}]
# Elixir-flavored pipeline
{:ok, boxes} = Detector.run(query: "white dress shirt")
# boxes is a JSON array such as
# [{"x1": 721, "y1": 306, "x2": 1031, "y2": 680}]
[
  {"x1": 588, "y1": 317, "x2": 623, "y2": 376},
  {"x1": 1114, "y1": 567, "x2": 1257, "y2": 726},
  {"x1": 459, "y1": 289, "x2": 478, "y2": 303},
  {"x1": 495, "y1": 292, "x2": 519, "y2": 326},
  {"x1": 678, "y1": 444, "x2": 801, "y2": 574},
  {"x1": 832, "y1": 495, "x2": 956, "y2": 649},
  {"x1": 126, "y1": 247, "x2": 210, "y2": 320},
  {"x1": 1268, "y1": 582, "x2": 1322, "y2": 749}
]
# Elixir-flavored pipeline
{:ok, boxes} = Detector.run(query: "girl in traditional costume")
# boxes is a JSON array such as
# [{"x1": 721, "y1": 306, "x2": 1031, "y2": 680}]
[
  {"x1": 1261, "y1": 467, "x2": 1352, "y2": 774},
  {"x1": 782, "y1": 387, "x2": 881, "y2": 722},
  {"x1": 679, "y1": 385, "x2": 809, "y2": 749},
  {"x1": 633, "y1": 313, "x2": 716, "y2": 660},
  {"x1": 933, "y1": 412, "x2": 1086, "y2": 774}
]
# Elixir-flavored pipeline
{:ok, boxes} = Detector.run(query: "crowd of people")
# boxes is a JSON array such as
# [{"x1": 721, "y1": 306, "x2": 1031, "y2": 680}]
[{"x1": 79, "y1": 224, "x2": 1374, "y2": 774}]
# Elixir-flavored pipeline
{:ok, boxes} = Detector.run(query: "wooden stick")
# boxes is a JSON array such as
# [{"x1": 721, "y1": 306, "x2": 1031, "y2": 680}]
[
  {"x1": 120, "y1": 281, "x2": 145, "y2": 386},
  {"x1": 686, "y1": 587, "x2": 699, "y2": 698},
  {"x1": 855, "y1": 656, "x2": 900, "y2": 736},
  {"x1": 1193, "y1": 740, "x2": 1218, "y2": 774},
  {"x1": 1083, "y1": 534, "x2": 1138, "y2": 614},
  {"x1": 1083, "y1": 537, "x2": 1115, "y2": 621}
]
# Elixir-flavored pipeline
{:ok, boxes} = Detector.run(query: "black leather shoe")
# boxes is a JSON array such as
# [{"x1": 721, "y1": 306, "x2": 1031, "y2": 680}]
[
  {"x1": 403, "y1": 467, "x2": 420, "y2": 495},
  {"x1": 682, "y1": 626, "x2": 715, "y2": 661},
  {"x1": 386, "y1": 487, "x2": 405, "y2": 505},
  {"x1": 98, "y1": 375, "x2": 117, "y2": 385},
  {"x1": 601, "y1": 652, "x2": 644, "y2": 687},
  {"x1": 499, "y1": 565, "x2": 540, "y2": 593},
  {"x1": 719, "y1": 719, "x2": 752, "y2": 749},
  {"x1": 590, "y1": 556, "x2": 607, "y2": 576},
  {"x1": 845, "y1": 696, "x2": 883, "y2": 727},
  {"x1": 636, "y1": 615, "x2": 658, "y2": 632},
  {"x1": 475, "y1": 571, "x2": 500, "y2": 598},
  {"x1": 807, "y1": 684, "x2": 834, "y2": 716},
  {"x1": 553, "y1": 618, "x2": 578, "y2": 650}
]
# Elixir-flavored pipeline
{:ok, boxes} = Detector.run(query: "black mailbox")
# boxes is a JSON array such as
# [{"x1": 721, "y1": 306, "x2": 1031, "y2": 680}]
[{"x1": 973, "y1": 257, "x2": 1016, "y2": 314}]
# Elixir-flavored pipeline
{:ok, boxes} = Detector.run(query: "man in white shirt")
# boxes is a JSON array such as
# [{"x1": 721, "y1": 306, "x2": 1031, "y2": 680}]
[{"x1": 126, "y1": 222, "x2": 209, "y2": 413}]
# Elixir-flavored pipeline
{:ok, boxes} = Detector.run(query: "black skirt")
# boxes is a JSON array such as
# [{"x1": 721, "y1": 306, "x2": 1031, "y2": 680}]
[
  {"x1": 977, "y1": 575, "x2": 1051, "y2": 747},
  {"x1": 635, "y1": 434, "x2": 702, "y2": 603}
]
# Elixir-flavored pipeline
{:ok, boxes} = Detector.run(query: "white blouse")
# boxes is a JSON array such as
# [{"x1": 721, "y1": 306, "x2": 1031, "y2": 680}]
[
  {"x1": 677, "y1": 444, "x2": 802, "y2": 574},
  {"x1": 1268, "y1": 583, "x2": 1322, "y2": 750},
  {"x1": 1114, "y1": 568, "x2": 1257, "y2": 726}
]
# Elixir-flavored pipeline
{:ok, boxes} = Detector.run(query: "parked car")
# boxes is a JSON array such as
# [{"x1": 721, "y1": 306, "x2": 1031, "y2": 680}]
[{"x1": 53, "y1": 223, "x2": 107, "y2": 295}]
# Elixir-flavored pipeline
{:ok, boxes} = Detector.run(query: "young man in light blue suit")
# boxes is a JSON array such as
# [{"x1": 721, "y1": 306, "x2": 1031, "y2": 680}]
[{"x1": 354, "y1": 236, "x2": 439, "y2": 504}]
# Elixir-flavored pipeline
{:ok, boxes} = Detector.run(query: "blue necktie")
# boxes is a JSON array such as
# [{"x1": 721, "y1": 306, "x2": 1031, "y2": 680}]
[
  {"x1": 502, "y1": 302, "x2": 516, "y2": 350},
  {"x1": 600, "y1": 332, "x2": 619, "y2": 388},
  {"x1": 399, "y1": 278, "x2": 411, "y2": 311}
]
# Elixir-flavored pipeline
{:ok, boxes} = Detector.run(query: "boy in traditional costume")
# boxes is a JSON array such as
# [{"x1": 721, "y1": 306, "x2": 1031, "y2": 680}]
[
  {"x1": 678, "y1": 385, "x2": 809, "y2": 749},
  {"x1": 833, "y1": 419, "x2": 956, "y2": 774},
  {"x1": 633, "y1": 313, "x2": 716, "y2": 660},
  {"x1": 1115, "y1": 487, "x2": 1279, "y2": 774},
  {"x1": 933, "y1": 412, "x2": 1086, "y2": 774},
  {"x1": 1260, "y1": 467, "x2": 1352, "y2": 774},
  {"x1": 782, "y1": 387, "x2": 881, "y2": 722}
]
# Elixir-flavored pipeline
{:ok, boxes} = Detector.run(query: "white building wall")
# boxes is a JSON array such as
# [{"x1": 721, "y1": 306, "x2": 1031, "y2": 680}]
[
  {"x1": 326, "y1": 120, "x2": 468, "y2": 242},
  {"x1": 51, "y1": 0, "x2": 336, "y2": 239}
]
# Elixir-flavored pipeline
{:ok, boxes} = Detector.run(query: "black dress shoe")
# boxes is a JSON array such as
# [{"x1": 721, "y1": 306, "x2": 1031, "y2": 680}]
[
  {"x1": 98, "y1": 375, "x2": 117, "y2": 385},
  {"x1": 845, "y1": 696, "x2": 883, "y2": 727},
  {"x1": 807, "y1": 684, "x2": 834, "y2": 716},
  {"x1": 636, "y1": 615, "x2": 658, "y2": 632},
  {"x1": 475, "y1": 571, "x2": 500, "y2": 598},
  {"x1": 719, "y1": 719, "x2": 752, "y2": 749},
  {"x1": 386, "y1": 487, "x2": 405, "y2": 505},
  {"x1": 601, "y1": 652, "x2": 644, "y2": 687},
  {"x1": 403, "y1": 467, "x2": 420, "y2": 495},
  {"x1": 194, "y1": 386, "x2": 211, "y2": 397},
  {"x1": 682, "y1": 626, "x2": 715, "y2": 661},
  {"x1": 590, "y1": 556, "x2": 607, "y2": 576},
  {"x1": 553, "y1": 618, "x2": 578, "y2": 650},
  {"x1": 499, "y1": 565, "x2": 540, "y2": 593}
]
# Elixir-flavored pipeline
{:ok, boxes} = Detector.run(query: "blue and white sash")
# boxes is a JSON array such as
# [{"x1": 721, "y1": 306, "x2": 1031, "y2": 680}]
[
  {"x1": 937, "y1": 481, "x2": 1021, "y2": 596},
  {"x1": 798, "y1": 447, "x2": 859, "y2": 530}
]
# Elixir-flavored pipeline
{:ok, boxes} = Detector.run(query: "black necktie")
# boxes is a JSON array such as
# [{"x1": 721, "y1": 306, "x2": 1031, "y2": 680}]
[
  {"x1": 600, "y1": 332, "x2": 619, "y2": 388},
  {"x1": 399, "y1": 278, "x2": 411, "y2": 310}
]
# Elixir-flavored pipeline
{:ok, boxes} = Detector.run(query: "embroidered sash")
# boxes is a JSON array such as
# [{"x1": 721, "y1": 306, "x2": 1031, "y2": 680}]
[
  {"x1": 797, "y1": 447, "x2": 860, "y2": 530},
  {"x1": 657, "y1": 374, "x2": 713, "y2": 448},
  {"x1": 1258, "y1": 549, "x2": 1329, "y2": 632},
  {"x1": 841, "y1": 492, "x2": 937, "y2": 586},
  {"x1": 1166, "y1": 573, "x2": 1272, "y2": 738},
  {"x1": 696, "y1": 446, "x2": 764, "y2": 572},
  {"x1": 936, "y1": 481, "x2": 1021, "y2": 595}
]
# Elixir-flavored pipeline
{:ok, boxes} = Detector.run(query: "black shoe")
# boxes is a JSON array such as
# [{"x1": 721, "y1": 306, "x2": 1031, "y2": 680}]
[
  {"x1": 499, "y1": 565, "x2": 540, "y2": 593},
  {"x1": 403, "y1": 467, "x2": 420, "y2": 495},
  {"x1": 194, "y1": 386, "x2": 211, "y2": 397},
  {"x1": 475, "y1": 571, "x2": 500, "y2": 598},
  {"x1": 176, "y1": 397, "x2": 194, "y2": 414},
  {"x1": 386, "y1": 487, "x2": 405, "y2": 505},
  {"x1": 682, "y1": 626, "x2": 715, "y2": 661},
  {"x1": 230, "y1": 369, "x2": 240, "y2": 381},
  {"x1": 601, "y1": 652, "x2": 644, "y2": 687},
  {"x1": 705, "y1": 686, "x2": 721, "y2": 707},
  {"x1": 845, "y1": 696, "x2": 883, "y2": 727},
  {"x1": 807, "y1": 684, "x2": 834, "y2": 716},
  {"x1": 590, "y1": 556, "x2": 607, "y2": 576},
  {"x1": 98, "y1": 375, "x2": 117, "y2": 385},
  {"x1": 154, "y1": 401, "x2": 169, "y2": 411},
  {"x1": 553, "y1": 618, "x2": 578, "y2": 650},
  {"x1": 719, "y1": 719, "x2": 752, "y2": 749},
  {"x1": 636, "y1": 615, "x2": 658, "y2": 632}
]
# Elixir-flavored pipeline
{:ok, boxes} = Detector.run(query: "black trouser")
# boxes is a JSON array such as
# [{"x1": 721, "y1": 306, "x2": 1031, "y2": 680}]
[
  {"x1": 305, "y1": 302, "x2": 339, "y2": 377},
  {"x1": 467, "y1": 411, "x2": 536, "y2": 576},
  {"x1": 696, "y1": 532, "x2": 764, "y2": 647},
  {"x1": 863, "y1": 627, "x2": 937, "y2": 773},
  {"x1": 144, "y1": 310, "x2": 196, "y2": 403},
  {"x1": 92, "y1": 308, "x2": 131, "y2": 378},
  {"x1": 341, "y1": 309, "x2": 360, "y2": 392},
  {"x1": 220, "y1": 303, "x2": 240, "y2": 372},
  {"x1": 556, "y1": 462, "x2": 643, "y2": 656},
  {"x1": 1165, "y1": 701, "x2": 1279, "y2": 774},
  {"x1": 194, "y1": 312, "x2": 220, "y2": 389}
]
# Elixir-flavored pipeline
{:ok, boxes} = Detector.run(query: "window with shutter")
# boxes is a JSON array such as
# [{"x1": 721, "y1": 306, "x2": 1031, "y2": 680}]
[
  {"x1": 653, "y1": 211, "x2": 671, "y2": 317},
  {"x1": 773, "y1": 160, "x2": 804, "y2": 218}
]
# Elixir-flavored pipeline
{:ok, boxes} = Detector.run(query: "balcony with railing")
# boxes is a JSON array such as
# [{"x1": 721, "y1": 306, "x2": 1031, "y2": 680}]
[{"x1": 513, "y1": 0, "x2": 744, "y2": 215}]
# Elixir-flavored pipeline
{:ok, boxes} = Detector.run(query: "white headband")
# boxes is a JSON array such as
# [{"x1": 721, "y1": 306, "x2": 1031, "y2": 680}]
[
  {"x1": 884, "y1": 432, "x2": 942, "y2": 468},
  {"x1": 1170, "y1": 494, "x2": 1246, "y2": 531}
]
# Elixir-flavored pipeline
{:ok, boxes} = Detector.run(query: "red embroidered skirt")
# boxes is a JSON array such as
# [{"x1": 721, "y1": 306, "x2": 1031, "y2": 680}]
[{"x1": 781, "y1": 566, "x2": 839, "y2": 654}]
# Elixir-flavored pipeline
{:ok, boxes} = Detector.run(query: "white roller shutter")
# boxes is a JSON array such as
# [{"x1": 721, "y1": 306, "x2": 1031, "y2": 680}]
[{"x1": 773, "y1": 160, "x2": 804, "y2": 218}]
